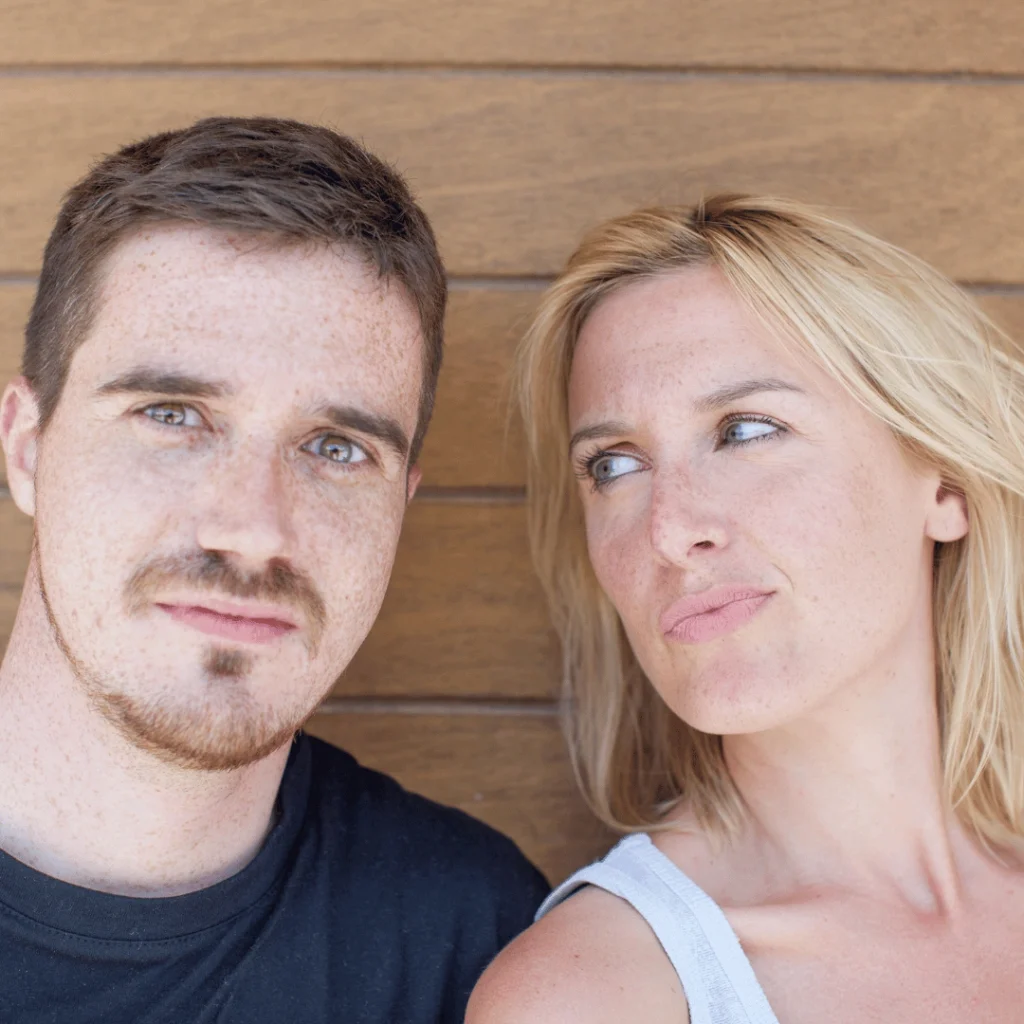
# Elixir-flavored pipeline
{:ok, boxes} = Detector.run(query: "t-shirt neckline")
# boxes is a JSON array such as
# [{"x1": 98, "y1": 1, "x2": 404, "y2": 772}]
[{"x1": 0, "y1": 734, "x2": 312, "y2": 942}]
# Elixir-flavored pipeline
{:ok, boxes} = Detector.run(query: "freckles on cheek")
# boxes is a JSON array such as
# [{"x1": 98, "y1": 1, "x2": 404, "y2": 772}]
[
  {"x1": 314, "y1": 496, "x2": 405, "y2": 617},
  {"x1": 585, "y1": 517, "x2": 641, "y2": 608}
]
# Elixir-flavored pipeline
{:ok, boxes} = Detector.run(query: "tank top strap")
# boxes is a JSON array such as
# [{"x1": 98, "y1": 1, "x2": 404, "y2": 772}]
[{"x1": 537, "y1": 834, "x2": 779, "y2": 1024}]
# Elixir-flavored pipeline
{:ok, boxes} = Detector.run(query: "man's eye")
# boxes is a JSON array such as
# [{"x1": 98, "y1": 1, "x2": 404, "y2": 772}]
[
  {"x1": 142, "y1": 403, "x2": 202, "y2": 428},
  {"x1": 306, "y1": 434, "x2": 369, "y2": 465},
  {"x1": 718, "y1": 417, "x2": 782, "y2": 446}
]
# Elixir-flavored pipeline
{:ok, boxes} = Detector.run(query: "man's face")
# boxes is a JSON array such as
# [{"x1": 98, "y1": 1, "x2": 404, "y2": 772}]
[{"x1": 23, "y1": 225, "x2": 424, "y2": 769}]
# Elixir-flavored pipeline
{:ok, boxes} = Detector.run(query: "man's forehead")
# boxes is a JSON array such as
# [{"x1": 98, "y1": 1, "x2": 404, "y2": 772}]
[
  {"x1": 97, "y1": 224, "x2": 407, "y2": 319},
  {"x1": 81, "y1": 224, "x2": 425, "y2": 403}
]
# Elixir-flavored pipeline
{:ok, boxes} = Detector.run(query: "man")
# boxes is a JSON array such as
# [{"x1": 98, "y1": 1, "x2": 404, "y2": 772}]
[{"x1": 0, "y1": 116, "x2": 548, "y2": 1023}]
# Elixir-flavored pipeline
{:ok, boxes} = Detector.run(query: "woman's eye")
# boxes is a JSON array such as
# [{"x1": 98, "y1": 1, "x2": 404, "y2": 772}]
[
  {"x1": 142, "y1": 403, "x2": 201, "y2": 428},
  {"x1": 586, "y1": 452, "x2": 645, "y2": 487},
  {"x1": 306, "y1": 434, "x2": 369, "y2": 465},
  {"x1": 719, "y1": 418, "x2": 781, "y2": 446}
]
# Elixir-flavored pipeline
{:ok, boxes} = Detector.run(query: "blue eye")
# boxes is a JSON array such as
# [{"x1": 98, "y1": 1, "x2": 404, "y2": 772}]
[
  {"x1": 142, "y1": 403, "x2": 202, "y2": 428},
  {"x1": 577, "y1": 451, "x2": 645, "y2": 490},
  {"x1": 719, "y1": 417, "x2": 781, "y2": 446},
  {"x1": 306, "y1": 434, "x2": 368, "y2": 465}
]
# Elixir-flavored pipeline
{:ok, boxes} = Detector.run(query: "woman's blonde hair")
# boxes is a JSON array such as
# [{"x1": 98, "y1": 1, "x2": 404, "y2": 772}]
[{"x1": 518, "y1": 193, "x2": 1024, "y2": 846}]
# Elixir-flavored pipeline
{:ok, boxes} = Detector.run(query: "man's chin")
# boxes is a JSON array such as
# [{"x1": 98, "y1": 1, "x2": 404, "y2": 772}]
[
  {"x1": 40, "y1": 575, "x2": 318, "y2": 770},
  {"x1": 90, "y1": 682, "x2": 308, "y2": 772}
]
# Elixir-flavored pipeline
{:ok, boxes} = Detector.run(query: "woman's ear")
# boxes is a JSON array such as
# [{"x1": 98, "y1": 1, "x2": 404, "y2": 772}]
[
  {"x1": 925, "y1": 480, "x2": 968, "y2": 544},
  {"x1": 1, "y1": 377, "x2": 41, "y2": 518}
]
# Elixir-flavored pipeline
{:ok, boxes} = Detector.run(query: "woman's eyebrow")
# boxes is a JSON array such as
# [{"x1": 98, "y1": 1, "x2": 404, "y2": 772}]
[
  {"x1": 568, "y1": 420, "x2": 631, "y2": 453},
  {"x1": 568, "y1": 378, "x2": 805, "y2": 451},
  {"x1": 693, "y1": 377, "x2": 805, "y2": 414}
]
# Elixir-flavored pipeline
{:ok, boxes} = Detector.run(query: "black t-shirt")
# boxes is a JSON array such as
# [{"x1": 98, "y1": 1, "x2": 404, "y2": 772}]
[{"x1": 0, "y1": 733, "x2": 550, "y2": 1023}]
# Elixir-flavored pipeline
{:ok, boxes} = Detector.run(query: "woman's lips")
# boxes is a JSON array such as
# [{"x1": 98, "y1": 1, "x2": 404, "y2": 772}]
[
  {"x1": 660, "y1": 587, "x2": 774, "y2": 644},
  {"x1": 156, "y1": 603, "x2": 298, "y2": 644}
]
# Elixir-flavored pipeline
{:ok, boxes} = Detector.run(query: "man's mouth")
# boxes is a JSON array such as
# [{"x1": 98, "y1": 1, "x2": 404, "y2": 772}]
[{"x1": 155, "y1": 600, "x2": 299, "y2": 645}]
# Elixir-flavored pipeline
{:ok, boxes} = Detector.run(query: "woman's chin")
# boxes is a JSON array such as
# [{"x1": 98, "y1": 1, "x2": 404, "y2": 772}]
[{"x1": 658, "y1": 670, "x2": 818, "y2": 738}]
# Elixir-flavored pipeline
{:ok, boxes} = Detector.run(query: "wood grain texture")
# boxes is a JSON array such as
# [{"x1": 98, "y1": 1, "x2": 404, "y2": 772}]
[
  {"x1": 419, "y1": 285, "x2": 535, "y2": 487},
  {"x1": 3, "y1": 0, "x2": 1023, "y2": 74},
  {"x1": 305, "y1": 710, "x2": 613, "y2": 884},
  {"x1": 338, "y1": 500, "x2": 557, "y2": 698},
  {"x1": 2, "y1": 75, "x2": 1024, "y2": 281},
  {"x1": 0, "y1": 287, "x2": 26, "y2": 385},
  {"x1": 0, "y1": 497, "x2": 559, "y2": 699}
]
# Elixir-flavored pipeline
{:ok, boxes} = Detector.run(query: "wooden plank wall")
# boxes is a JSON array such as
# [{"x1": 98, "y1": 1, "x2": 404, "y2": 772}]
[{"x1": 2, "y1": 0, "x2": 1024, "y2": 884}]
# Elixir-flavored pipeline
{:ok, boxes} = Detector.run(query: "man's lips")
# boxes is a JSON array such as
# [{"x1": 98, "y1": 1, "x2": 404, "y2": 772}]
[
  {"x1": 660, "y1": 586, "x2": 774, "y2": 645},
  {"x1": 155, "y1": 599, "x2": 299, "y2": 645}
]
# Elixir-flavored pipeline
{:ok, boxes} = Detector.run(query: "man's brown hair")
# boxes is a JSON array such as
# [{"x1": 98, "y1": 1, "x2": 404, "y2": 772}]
[{"x1": 23, "y1": 115, "x2": 447, "y2": 462}]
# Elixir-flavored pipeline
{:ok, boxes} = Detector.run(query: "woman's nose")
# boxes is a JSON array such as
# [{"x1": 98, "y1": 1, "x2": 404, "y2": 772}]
[{"x1": 647, "y1": 468, "x2": 729, "y2": 567}]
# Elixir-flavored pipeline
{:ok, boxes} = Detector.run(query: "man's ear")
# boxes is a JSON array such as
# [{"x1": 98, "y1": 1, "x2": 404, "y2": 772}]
[
  {"x1": 406, "y1": 464, "x2": 422, "y2": 505},
  {"x1": 0, "y1": 377, "x2": 41, "y2": 518},
  {"x1": 926, "y1": 480, "x2": 968, "y2": 544}
]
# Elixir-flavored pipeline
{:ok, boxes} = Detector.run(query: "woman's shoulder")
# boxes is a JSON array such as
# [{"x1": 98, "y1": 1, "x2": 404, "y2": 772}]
[{"x1": 466, "y1": 881, "x2": 688, "y2": 1024}]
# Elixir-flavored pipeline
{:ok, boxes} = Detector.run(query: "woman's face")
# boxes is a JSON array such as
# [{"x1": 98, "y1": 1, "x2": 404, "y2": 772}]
[{"x1": 567, "y1": 266, "x2": 967, "y2": 735}]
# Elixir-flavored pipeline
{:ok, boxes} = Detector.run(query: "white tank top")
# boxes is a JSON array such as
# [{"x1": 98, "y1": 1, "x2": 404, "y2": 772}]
[{"x1": 537, "y1": 834, "x2": 781, "y2": 1024}]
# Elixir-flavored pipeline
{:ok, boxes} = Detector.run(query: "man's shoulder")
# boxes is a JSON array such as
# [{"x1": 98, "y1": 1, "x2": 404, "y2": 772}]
[{"x1": 302, "y1": 732, "x2": 550, "y2": 901}]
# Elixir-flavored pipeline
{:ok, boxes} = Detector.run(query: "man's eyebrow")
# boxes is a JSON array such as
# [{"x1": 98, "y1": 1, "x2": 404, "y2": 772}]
[
  {"x1": 319, "y1": 404, "x2": 411, "y2": 463},
  {"x1": 95, "y1": 369, "x2": 231, "y2": 399},
  {"x1": 568, "y1": 421, "x2": 631, "y2": 453},
  {"x1": 693, "y1": 377, "x2": 805, "y2": 414}
]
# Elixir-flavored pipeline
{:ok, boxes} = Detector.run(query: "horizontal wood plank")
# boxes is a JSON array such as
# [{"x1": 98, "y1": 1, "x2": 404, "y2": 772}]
[
  {"x1": 2, "y1": 75, "x2": 1024, "y2": 281},
  {"x1": 0, "y1": 287, "x2": 24, "y2": 385},
  {"x1": 419, "y1": 286, "x2": 534, "y2": 487},
  {"x1": 0, "y1": 498, "x2": 560, "y2": 699},
  {"x1": 337, "y1": 500, "x2": 556, "y2": 698},
  {"x1": 3, "y1": 0, "x2": 1023, "y2": 74},
  {"x1": 305, "y1": 710, "x2": 612, "y2": 884},
  {"x1": 5, "y1": 284, "x2": 1023, "y2": 488}
]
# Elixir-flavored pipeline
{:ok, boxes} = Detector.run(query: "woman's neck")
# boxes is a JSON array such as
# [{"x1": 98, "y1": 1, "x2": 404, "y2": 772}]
[{"x1": 718, "y1": 628, "x2": 980, "y2": 916}]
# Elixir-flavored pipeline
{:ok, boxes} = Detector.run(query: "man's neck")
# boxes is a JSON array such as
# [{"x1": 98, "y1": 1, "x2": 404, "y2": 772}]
[{"x1": 0, "y1": 580, "x2": 291, "y2": 897}]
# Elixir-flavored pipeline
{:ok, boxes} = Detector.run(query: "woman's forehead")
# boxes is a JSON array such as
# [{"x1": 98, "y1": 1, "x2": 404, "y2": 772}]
[{"x1": 571, "y1": 272, "x2": 808, "y2": 405}]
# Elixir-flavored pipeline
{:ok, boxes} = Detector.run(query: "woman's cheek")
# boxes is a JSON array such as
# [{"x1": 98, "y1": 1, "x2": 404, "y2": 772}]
[{"x1": 586, "y1": 512, "x2": 645, "y2": 611}]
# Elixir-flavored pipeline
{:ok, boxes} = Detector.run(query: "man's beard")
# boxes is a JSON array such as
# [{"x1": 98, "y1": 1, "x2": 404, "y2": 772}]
[{"x1": 37, "y1": 546, "x2": 328, "y2": 772}]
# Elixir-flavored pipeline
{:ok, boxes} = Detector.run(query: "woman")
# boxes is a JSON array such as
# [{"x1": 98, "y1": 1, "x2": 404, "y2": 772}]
[{"x1": 468, "y1": 195, "x2": 1024, "y2": 1022}]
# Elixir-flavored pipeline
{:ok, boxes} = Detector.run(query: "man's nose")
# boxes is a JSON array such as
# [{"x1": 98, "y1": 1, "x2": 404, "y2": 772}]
[
  {"x1": 195, "y1": 443, "x2": 297, "y2": 569},
  {"x1": 647, "y1": 466, "x2": 729, "y2": 567}
]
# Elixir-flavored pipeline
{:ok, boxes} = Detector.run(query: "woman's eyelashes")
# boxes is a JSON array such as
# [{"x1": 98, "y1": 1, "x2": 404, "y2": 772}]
[
  {"x1": 574, "y1": 415, "x2": 788, "y2": 491},
  {"x1": 574, "y1": 448, "x2": 646, "y2": 491},
  {"x1": 715, "y1": 414, "x2": 786, "y2": 449}
]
